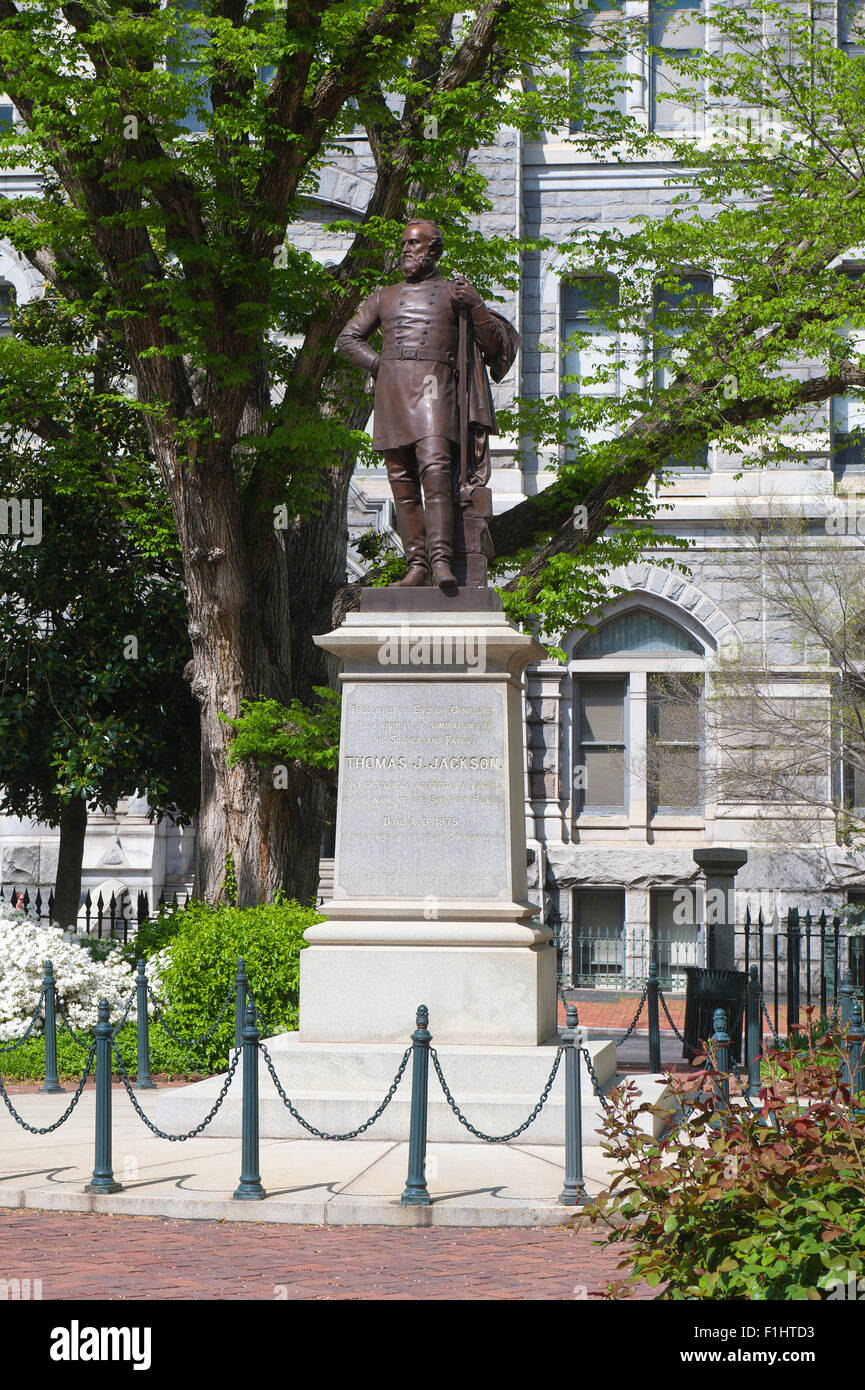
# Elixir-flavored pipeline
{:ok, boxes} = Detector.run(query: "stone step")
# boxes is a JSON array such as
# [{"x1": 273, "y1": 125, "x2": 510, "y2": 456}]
[
  {"x1": 153, "y1": 1036, "x2": 671, "y2": 1147},
  {"x1": 259, "y1": 1033, "x2": 618, "y2": 1093}
]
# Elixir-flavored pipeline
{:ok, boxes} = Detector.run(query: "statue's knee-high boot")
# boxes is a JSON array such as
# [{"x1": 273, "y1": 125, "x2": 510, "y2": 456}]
[
  {"x1": 418, "y1": 450, "x2": 458, "y2": 592},
  {"x1": 385, "y1": 451, "x2": 429, "y2": 585}
]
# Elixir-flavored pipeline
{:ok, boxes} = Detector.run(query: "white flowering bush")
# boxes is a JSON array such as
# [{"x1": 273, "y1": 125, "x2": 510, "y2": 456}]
[{"x1": 0, "y1": 903, "x2": 135, "y2": 1042}]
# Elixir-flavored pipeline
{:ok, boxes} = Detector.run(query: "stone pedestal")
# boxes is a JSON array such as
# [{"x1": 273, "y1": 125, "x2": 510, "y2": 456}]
[
  {"x1": 301, "y1": 591, "x2": 558, "y2": 1046},
  {"x1": 693, "y1": 848, "x2": 748, "y2": 971}
]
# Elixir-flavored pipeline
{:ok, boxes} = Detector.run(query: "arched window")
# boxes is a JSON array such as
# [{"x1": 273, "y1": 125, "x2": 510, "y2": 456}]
[
  {"x1": 572, "y1": 604, "x2": 705, "y2": 817},
  {"x1": 576, "y1": 608, "x2": 702, "y2": 656}
]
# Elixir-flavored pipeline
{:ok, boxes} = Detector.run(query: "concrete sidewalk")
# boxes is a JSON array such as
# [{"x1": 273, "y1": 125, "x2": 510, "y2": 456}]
[{"x1": 0, "y1": 1090, "x2": 624, "y2": 1227}]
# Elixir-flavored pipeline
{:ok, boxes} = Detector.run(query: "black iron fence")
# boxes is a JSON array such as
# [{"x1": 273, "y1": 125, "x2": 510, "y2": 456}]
[
  {"x1": 566, "y1": 905, "x2": 865, "y2": 1032},
  {"x1": 0, "y1": 885, "x2": 192, "y2": 942}
]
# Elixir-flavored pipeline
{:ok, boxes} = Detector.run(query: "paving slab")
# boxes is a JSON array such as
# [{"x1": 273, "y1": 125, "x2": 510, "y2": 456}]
[{"x1": 0, "y1": 1091, "x2": 627, "y2": 1227}]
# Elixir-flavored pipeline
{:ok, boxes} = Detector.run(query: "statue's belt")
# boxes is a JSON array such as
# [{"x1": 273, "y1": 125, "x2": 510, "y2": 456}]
[{"x1": 379, "y1": 347, "x2": 456, "y2": 365}]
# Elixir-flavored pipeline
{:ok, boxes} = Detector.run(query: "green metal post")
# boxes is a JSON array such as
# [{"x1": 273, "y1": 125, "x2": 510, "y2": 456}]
[
  {"x1": 559, "y1": 1004, "x2": 588, "y2": 1207},
  {"x1": 711, "y1": 1007, "x2": 730, "y2": 1111},
  {"x1": 40, "y1": 960, "x2": 64, "y2": 1094},
  {"x1": 839, "y1": 969, "x2": 854, "y2": 1031},
  {"x1": 646, "y1": 961, "x2": 661, "y2": 1073},
  {"x1": 133, "y1": 959, "x2": 155, "y2": 1090},
  {"x1": 401, "y1": 1005, "x2": 432, "y2": 1206},
  {"x1": 85, "y1": 999, "x2": 121, "y2": 1193},
  {"x1": 745, "y1": 965, "x2": 761, "y2": 1097},
  {"x1": 843, "y1": 997, "x2": 865, "y2": 1097},
  {"x1": 233, "y1": 1002, "x2": 265, "y2": 1201},
  {"x1": 234, "y1": 958, "x2": 247, "y2": 1051}
]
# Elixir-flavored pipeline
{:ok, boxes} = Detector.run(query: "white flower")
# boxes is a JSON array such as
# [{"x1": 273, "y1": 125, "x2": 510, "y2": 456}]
[{"x1": 0, "y1": 905, "x2": 135, "y2": 1041}]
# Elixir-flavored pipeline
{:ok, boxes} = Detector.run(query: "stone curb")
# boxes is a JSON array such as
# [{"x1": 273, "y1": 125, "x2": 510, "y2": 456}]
[{"x1": 0, "y1": 1183, "x2": 574, "y2": 1228}]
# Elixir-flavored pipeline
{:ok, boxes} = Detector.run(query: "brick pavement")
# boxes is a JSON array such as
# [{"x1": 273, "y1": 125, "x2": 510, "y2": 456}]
[
  {"x1": 0, "y1": 1210, "x2": 651, "y2": 1300},
  {"x1": 558, "y1": 991, "x2": 792, "y2": 1037}
]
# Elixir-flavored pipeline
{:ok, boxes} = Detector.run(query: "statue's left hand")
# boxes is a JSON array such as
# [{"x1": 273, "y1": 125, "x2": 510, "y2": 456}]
[{"x1": 451, "y1": 275, "x2": 484, "y2": 311}]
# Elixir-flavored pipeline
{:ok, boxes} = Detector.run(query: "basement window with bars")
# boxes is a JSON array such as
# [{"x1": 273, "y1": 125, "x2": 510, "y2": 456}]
[{"x1": 573, "y1": 888, "x2": 625, "y2": 988}]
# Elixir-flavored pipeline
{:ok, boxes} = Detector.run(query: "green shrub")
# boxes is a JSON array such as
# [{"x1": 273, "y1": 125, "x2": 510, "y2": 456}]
[
  {"x1": 147, "y1": 897, "x2": 321, "y2": 1071},
  {"x1": 587, "y1": 1029, "x2": 865, "y2": 1300},
  {"x1": 1, "y1": 898, "x2": 322, "y2": 1081},
  {"x1": 0, "y1": 1023, "x2": 209, "y2": 1082}
]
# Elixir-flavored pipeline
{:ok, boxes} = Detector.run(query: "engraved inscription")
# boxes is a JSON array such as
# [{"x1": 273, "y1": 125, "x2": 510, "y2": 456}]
[{"x1": 335, "y1": 683, "x2": 510, "y2": 900}]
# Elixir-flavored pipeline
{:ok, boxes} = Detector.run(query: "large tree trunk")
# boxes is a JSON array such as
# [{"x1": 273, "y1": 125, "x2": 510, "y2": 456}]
[
  {"x1": 53, "y1": 796, "x2": 88, "y2": 928},
  {"x1": 151, "y1": 422, "x2": 350, "y2": 908}
]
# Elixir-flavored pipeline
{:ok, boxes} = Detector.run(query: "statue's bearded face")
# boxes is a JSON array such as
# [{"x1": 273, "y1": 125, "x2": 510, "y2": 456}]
[{"x1": 401, "y1": 225, "x2": 441, "y2": 282}]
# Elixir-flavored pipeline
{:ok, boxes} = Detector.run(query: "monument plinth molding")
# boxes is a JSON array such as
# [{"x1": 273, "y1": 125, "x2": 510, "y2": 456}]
[{"x1": 302, "y1": 598, "x2": 558, "y2": 1046}]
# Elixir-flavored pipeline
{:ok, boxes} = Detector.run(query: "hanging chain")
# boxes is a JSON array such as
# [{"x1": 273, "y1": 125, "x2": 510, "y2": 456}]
[
  {"x1": 0, "y1": 989, "x2": 46, "y2": 1053},
  {"x1": 244, "y1": 981, "x2": 269, "y2": 1035},
  {"x1": 110, "y1": 989, "x2": 137, "y2": 1039},
  {"x1": 146, "y1": 983, "x2": 235, "y2": 1049},
  {"x1": 258, "y1": 1041, "x2": 411, "y2": 1140},
  {"x1": 615, "y1": 986, "x2": 648, "y2": 1047},
  {"x1": 579, "y1": 1044, "x2": 612, "y2": 1112},
  {"x1": 430, "y1": 1046, "x2": 563, "y2": 1141},
  {"x1": 761, "y1": 995, "x2": 783, "y2": 1048},
  {"x1": 0, "y1": 1040, "x2": 97, "y2": 1134},
  {"x1": 658, "y1": 988, "x2": 687, "y2": 1046},
  {"x1": 112, "y1": 1041, "x2": 241, "y2": 1140},
  {"x1": 56, "y1": 998, "x2": 93, "y2": 1049}
]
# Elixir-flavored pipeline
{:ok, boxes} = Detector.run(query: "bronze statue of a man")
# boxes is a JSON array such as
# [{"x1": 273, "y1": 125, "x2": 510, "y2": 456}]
[{"x1": 336, "y1": 219, "x2": 519, "y2": 591}]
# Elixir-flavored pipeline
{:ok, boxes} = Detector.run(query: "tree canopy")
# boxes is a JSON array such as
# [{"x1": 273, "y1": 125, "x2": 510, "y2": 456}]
[{"x1": 2, "y1": 0, "x2": 865, "y2": 900}]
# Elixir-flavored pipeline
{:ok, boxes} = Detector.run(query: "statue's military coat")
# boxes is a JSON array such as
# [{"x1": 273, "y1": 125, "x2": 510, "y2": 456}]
[{"x1": 336, "y1": 275, "x2": 518, "y2": 452}]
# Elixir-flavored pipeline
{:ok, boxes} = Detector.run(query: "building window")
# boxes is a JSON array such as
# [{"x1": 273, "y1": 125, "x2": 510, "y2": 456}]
[
  {"x1": 847, "y1": 891, "x2": 865, "y2": 992},
  {"x1": 831, "y1": 266, "x2": 865, "y2": 474},
  {"x1": 573, "y1": 888, "x2": 625, "y2": 988},
  {"x1": 648, "y1": 673, "x2": 702, "y2": 813},
  {"x1": 652, "y1": 888, "x2": 700, "y2": 990},
  {"x1": 842, "y1": 749, "x2": 865, "y2": 812},
  {"x1": 650, "y1": 0, "x2": 705, "y2": 132},
  {"x1": 562, "y1": 274, "x2": 620, "y2": 452},
  {"x1": 654, "y1": 271, "x2": 712, "y2": 469},
  {"x1": 0, "y1": 283, "x2": 13, "y2": 337},
  {"x1": 569, "y1": 1, "x2": 628, "y2": 134},
  {"x1": 578, "y1": 608, "x2": 702, "y2": 656},
  {"x1": 840, "y1": 692, "x2": 865, "y2": 812},
  {"x1": 840, "y1": 1, "x2": 865, "y2": 54},
  {"x1": 575, "y1": 677, "x2": 627, "y2": 811},
  {"x1": 572, "y1": 604, "x2": 707, "y2": 826},
  {"x1": 0, "y1": 105, "x2": 12, "y2": 128}
]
